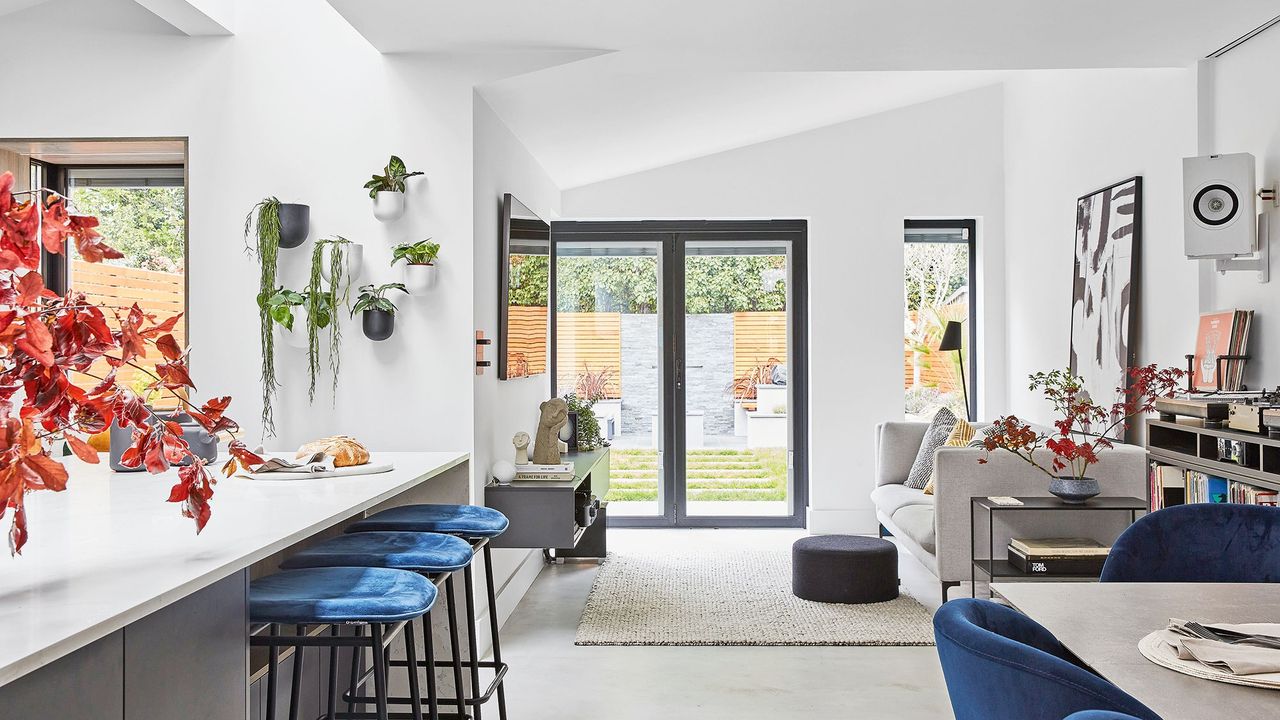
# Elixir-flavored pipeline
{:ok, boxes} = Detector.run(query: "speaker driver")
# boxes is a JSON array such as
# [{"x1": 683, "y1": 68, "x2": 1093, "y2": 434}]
[{"x1": 1193, "y1": 183, "x2": 1240, "y2": 227}]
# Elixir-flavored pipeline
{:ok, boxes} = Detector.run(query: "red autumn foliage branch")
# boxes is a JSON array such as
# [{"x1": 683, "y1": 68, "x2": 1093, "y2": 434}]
[
  {"x1": 0, "y1": 171, "x2": 257, "y2": 555},
  {"x1": 979, "y1": 364, "x2": 1186, "y2": 481}
]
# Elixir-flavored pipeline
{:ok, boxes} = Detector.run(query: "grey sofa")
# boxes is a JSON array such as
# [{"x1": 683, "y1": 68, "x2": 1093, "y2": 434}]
[{"x1": 872, "y1": 421, "x2": 1148, "y2": 600}]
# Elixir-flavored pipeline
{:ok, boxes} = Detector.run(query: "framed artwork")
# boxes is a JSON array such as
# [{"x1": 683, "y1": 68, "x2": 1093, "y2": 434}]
[{"x1": 1070, "y1": 176, "x2": 1142, "y2": 440}]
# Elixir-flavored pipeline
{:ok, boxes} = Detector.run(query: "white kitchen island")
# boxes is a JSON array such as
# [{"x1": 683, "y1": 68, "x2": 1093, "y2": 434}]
[{"x1": 0, "y1": 450, "x2": 469, "y2": 720}]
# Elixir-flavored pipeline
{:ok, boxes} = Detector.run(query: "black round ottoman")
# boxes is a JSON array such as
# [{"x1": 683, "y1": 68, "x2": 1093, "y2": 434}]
[{"x1": 791, "y1": 535, "x2": 898, "y2": 604}]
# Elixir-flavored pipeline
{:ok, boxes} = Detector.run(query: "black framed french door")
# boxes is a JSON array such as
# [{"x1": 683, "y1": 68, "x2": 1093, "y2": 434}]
[{"x1": 550, "y1": 220, "x2": 808, "y2": 528}]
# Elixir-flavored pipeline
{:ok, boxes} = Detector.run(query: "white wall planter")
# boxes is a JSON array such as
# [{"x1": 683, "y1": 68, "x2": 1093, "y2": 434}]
[
  {"x1": 402, "y1": 263, "x2": 437, "y2": 293},
  {"x1": 746, "y1": 411, "x2": 788, "y2": 449},
  {"x1": 273, "y1": 322, "x2": 310, "y2": 350},
  {"x1": 320, "y1": 242, "x2": 363, "y2": 283},
  {"x1": 755, "y1": 384, "x2": 788, "y2": 414},
  {"x1": 733, "y1": 399, "x2": 750, "y2": 436},
  {"x1": 372, "y1": 190, "x2": 405, "y2": 222}
]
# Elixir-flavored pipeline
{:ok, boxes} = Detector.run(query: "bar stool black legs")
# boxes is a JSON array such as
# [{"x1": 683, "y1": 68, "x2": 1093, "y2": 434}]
[{"x1": 482, "y1": 544, "x2": 508, "y2": 720}]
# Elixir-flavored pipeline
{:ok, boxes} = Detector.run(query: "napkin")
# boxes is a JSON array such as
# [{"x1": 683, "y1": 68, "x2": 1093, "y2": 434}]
[
  {"x1": 1163, "y1": 620, "x2": 1280, "y2": 676},
  {"x1": 249, "y1": 450, "x2": 335, "y2": 475}
]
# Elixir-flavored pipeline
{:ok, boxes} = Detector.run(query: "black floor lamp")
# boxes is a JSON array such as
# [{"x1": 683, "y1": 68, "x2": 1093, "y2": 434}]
[{"x1": 938, "y1": 320, "x2": 971, "y2": 421}]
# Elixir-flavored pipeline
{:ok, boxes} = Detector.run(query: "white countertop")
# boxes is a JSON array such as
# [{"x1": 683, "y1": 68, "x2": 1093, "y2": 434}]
[{"x1": 0, "y1": 450, "x2": 468, "y2": 686}]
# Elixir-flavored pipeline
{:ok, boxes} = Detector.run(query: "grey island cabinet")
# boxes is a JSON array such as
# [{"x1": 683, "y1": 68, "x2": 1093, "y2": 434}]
[{"x1": 0, "y1": 451, "x2": 470, "y2": 720}]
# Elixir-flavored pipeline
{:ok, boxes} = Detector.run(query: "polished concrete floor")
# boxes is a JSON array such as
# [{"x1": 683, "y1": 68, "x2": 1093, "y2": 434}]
[{"x1": 498, "y1": 529, "x2": 955, "y2": 720}]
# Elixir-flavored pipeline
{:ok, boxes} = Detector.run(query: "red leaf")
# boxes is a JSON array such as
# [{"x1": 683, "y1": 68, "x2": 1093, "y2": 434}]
[
  {"x1": 155, "y1": 360, "x2": 196, "y2": 391},
  {"x1": 8, "y1": 504, "x2": 27, "y2": 555},
  {"x1": 142, "y1": 313, "x2": 183, "y2": 339},
  {"x1": 228, "y1": 440, "x2": 265, "y2": 469},
  {"x1": 166, "y1": 481, "x2": 189, "y2": 503},
  {"x1": 221, "y1": 458, "x2": 238, "y2": 478},
  {"x1": 154, "y1": 333, "x2": 183, "y2": 362},
  {"x1": 64, "y1": 434, "x2": 100, "y2": 464},
  {"x1": 17, "y1": 316, "x2": 54, "y2": 366},
  {"x1": 16, "y1": 272, "x2": 51, "y2": 305},
  {"x1": 21, "y1": 454, "x2": 69, "y2": 492}
]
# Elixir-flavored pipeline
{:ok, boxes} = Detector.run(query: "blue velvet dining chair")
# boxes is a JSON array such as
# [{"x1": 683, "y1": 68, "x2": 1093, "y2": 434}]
[
  {"x1": 934, "y1": 599, "x2": 1162, "y2": 720},
  {"x1": 1064, "y1": 712, "x2": 1147, "y2": 720},
  {"x1": 1101, "y1": 503, "x2": 1280, "y2": 582}
]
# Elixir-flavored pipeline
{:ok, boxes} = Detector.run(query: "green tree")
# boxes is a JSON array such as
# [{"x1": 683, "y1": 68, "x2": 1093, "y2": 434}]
[{"x1": 70, "y1": 187, "x2": 185, "y2": 272}]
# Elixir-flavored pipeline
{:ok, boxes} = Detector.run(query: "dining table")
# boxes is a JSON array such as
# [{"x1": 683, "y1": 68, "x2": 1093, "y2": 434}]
[{"x1": 992, "y1": 582, "x2": 1280, "y2": 720}]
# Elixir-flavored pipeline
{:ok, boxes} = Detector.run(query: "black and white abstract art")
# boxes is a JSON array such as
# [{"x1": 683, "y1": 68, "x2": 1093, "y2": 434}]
[{"x1": 1070, "y1": 176, "x2": 1141, "y2": 440}]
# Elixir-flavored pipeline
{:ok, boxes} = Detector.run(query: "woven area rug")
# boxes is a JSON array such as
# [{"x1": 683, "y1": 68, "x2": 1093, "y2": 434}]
[{"x1": 574, "y1": 548, "x2": 935, "y2": 646}]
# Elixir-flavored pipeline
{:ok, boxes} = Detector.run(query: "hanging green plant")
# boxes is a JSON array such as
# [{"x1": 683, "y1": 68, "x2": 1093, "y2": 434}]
[
  {"x1": 245, "y1": 197, "x2": 283, "y2": 437},
  {"x1": 307, "y1": 236, "x2": 353, "y2": 402}
]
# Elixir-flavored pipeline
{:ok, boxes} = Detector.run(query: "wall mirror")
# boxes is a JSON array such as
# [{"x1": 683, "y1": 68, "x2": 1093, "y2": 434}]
[{"x1": 499, "y1": 193, "x2": 550, "y2": 379}]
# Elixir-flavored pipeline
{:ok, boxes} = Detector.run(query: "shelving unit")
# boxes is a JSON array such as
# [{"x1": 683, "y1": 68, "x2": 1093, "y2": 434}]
[
  {"x1": 484, "y1": 448, "x2": 610, "y2": 558},
  {"x1": 1146, "y1": 417, "x2": 1280, "y2": 494}
]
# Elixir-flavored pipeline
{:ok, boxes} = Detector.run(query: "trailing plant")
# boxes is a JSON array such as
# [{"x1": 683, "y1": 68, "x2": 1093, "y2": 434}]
[
  {"x1": 0, "y1": 170, "x2": 265, "y2": 554},
  {"x1": 724, "y1": 357, "x2": 782, "y2": 400},
  {"x1": 259, "y1": 286, "x2": 331, "y2": 334},
  {"x1": 574, "y1": 366, "x2": 613, "y2": 403},
  {"x1": 562, "y1": 393, "x2": 606, "y2": 451},
  {"x1": 363, "y1": 155, "x2": 423, "y2": 198},
  {"x1": 980, "y1": 364, "x2": 1186, "y2": 482},
  {"x1": 307, "y1": 237, "x2": 352, "y2": 403},
  {"x1": 245, "y1": 197, "x2": 282, "y2": 436},
  {"x1": 352, "y1": 282, "x2": 408, "y2": 316},
  {"x1": 391, "y1": 238, "x2": 440, "y2": 266}
]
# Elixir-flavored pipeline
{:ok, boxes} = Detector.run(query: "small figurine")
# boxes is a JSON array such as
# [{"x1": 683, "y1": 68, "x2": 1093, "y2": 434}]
[
  {"x1": 533, "y1": 398, "x2": 569, "y2": 465},
  {"x1": 512, "y1": 431, "x2": 531, "y2": 465}
]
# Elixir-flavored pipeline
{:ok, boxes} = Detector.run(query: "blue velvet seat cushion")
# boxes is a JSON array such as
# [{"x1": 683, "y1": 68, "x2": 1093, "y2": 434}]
[
  {"x1": 250, "y1": 567, "x2": 436, "y2": 624},
  {"x1": 1101, "y1": 503, "x2": 1280, "y2": 583},
  {"x1": 346, "y1": 504, "x2": 510, "y2": 538},
  {"x1": 1065, "y1": 713, "x2": 1148, "y2": 720},
  {"x1": 280, "y1": 532, "x2": 473, "y2": 573},
  {"x1": 934, "y1": 599, "x2": 1161, "y2": 720}
]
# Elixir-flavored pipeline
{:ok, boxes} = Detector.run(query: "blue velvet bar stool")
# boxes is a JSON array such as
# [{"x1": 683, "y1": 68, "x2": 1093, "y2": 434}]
[
  {"x1": 250, "y1": 566, "x2": 437, "y2": 720},
  {"x1": 346, "y1": 505, "x2": 511, "y2": 720},
  {"x1": 280, "y1": 531, "x2": 474, "y2": 720}
]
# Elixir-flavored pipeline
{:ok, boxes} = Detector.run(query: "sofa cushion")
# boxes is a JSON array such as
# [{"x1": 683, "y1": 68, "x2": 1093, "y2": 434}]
[
  {"x1": 891, "y1": 504, "x2": 936, "y2": 555},
  {"x1": 905, "y1": 407, "x2": 957, "y2": 489},
  {"x1": 924, "y1": 418, "x2": 976, "y2": 495},
  {"x1": 870, "y1": 483, "x2": 934, "y2": 518}
]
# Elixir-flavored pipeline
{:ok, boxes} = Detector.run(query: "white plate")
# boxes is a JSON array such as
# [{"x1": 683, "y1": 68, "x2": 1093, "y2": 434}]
[
  {"x1": 1139, "y1": 628, "x2": 1280, "y2": 691},
  {"x1": 240, "y1": 462, "x2": 395, "y2": 481}
]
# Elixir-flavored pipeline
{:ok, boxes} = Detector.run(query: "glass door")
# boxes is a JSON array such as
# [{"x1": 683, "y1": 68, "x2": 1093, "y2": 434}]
[{"x1": 551, "y1": 221, "x2": 807, "y2": 528}]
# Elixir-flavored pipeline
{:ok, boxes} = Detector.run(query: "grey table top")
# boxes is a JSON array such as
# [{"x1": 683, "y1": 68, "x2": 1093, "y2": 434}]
[{"x1": 992, "y1": 583, "x2": 1280, "y2": 720}]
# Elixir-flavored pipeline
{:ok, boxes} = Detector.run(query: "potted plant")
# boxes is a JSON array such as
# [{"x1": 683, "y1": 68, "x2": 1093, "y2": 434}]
[
  {"x1": 243, "y1": 197, "x2": 297, "y2": 435},
  {"x1": 364, "y1": 155, "x2": 423, "y2": 221},
  {"x1": 980, "y1": 364, "x2": 1186, "y2": 503},
  {"x1": 258, "y1": 286, "x2": 311, "y2": 349},
  {"x1": 391, "y1": 238, "x2": 440, "y2": 292},
  {"x1": 562, "y1": 392, "x2": 608, "y2": 451},
  {"x1": 309, "y1": 237, "x2": 354, "y2": 402},
  {"x1": 352, "y1": 282, "x2": 407, "y2": 341}
]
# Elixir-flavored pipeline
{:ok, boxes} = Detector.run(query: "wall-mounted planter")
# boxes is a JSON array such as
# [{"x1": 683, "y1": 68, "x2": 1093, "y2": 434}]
[
  {"x1": 372, "y1": 190, "x2": 405, "y2": 222},
  {"x1": 402, "y1": 263, "x2": 437, "y2": 293},
  {"x1": 320, "y1": 242, "x2": 364, "y2": 283},
  {"x1": 362, "y1": 309, "x2": 395, "y2": 341},
  {"x1": 274, "y1": 321, "x2": 311, "y2": 350},
  {"x1": 277, "y1": 203, "x2": 310, "y2": 248}
]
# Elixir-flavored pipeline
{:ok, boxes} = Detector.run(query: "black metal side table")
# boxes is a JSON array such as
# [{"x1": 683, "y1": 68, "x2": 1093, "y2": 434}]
[{"x1": 969, "y1": 496, "x2": 1145, "y2": 598}]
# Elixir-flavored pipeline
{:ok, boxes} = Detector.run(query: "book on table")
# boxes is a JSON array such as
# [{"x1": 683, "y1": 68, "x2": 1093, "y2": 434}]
[
  {"x1": 1007, "y1": 537, "x2": 1110, "y2": 575},
  {"x1": 513, "y1": 462, "x2": 575, "y2": 482}
]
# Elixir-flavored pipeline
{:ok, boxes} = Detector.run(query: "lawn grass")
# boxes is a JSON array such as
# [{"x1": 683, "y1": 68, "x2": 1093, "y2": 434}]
[{"x1": 604, "y1": 446, "x2": 788, "y2": 503}]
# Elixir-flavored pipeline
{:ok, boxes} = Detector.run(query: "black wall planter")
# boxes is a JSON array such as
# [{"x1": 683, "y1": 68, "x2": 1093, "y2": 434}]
[
  {"x1": 362, "y1": 309, "x2": 395, "y2": 341},
  {"x1": 277, "y1": 203, "x2": 310, "y2": 248}
]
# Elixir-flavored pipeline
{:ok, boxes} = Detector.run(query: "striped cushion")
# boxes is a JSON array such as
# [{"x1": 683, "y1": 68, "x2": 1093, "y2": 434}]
[
  {"x1": 923, "y1": 417, "x2": 975, "y2": 495},
  {"x1": 904, "y1": 407, "x2": 957, "y2": 489}
]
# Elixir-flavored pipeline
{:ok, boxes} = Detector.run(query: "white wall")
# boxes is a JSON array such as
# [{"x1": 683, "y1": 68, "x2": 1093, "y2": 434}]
[
  {"x1": 472, "y1": 94, "x2": 561, "y2": 626},
  {"x1": 0, "y1": 0, "x2": 478, "y2": 453},
  {"x1": 564, "y1": 87, "x2": 1007, "y2": 533},
  {"x1": 1002, "y1": 69, "x2": 1198, "y2": 422},
  {"x1": 1202, "y1": 30, "x2": 1280, "y2": 388}
]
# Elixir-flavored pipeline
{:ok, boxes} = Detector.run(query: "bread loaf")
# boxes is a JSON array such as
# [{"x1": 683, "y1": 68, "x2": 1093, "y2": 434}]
[{"x1": 296, "y1": 435, "x2": 370, "y2": 467}]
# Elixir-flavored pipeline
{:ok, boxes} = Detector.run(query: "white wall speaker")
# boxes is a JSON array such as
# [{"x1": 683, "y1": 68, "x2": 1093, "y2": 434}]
[{"x1": 1184, "y1": 153, "x2": 1257, "y2": 259}]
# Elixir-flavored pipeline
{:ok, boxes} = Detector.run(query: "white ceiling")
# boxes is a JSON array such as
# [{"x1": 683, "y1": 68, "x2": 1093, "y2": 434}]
[
  {"x1": 327, "y1": 1, "x2": 1276, "y2": 70},
  {"x1": 328, "y1": 1, "x2": 1278, "y2": 189}
]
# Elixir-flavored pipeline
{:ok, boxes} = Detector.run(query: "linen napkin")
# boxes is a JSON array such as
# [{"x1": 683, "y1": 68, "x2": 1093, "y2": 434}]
[
  {"x1": 1163, "y1": 620, "x2": 1280, "y2": 676},
  {"x1": 248, "y1": 449, "x2": 335, "y2": 475}
]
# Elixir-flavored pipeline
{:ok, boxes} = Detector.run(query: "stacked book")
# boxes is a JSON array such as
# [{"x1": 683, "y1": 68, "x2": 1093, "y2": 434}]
[
  {"x1": 513, "y1": 462, "x2": 575, "y2": 482},
  {"x1": 1230, "y1": 482, "x2": 1279, "y2": 506},
  {"x1": 1148, "y1": 462, "x2": 1187, "y2": 510},
  {"x1": 1007, "y1": 538, "x2": 1110, "y2": 575},
  {"x1": 1192, "y1": 309, "x2": 1254, "y2": 391}
]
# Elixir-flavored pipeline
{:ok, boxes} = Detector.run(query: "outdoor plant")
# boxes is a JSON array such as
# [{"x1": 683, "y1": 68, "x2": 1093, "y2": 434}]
[
  {"x1": 0, "y1": 171, "x2": 266, "y2": 554},
  {"x1": 563, "y1": 392, "x2": 607, "y2": 451},
  {"x1": 724, "y1": 357, "x2": 782, "y2": 400},
  {"x1": 363, "y1": 155, "x2": 423, "y2": 198},
  {"x1": 351, "y1": 282, "x2": 408, "y2": 316},
  {"x1": 574, "y1": 366, "x2": 613, "y2": 403},
  {"x1": 245, "y1": 197, "x2": 283, "y2": 435},
  {"x1": 980, "y1": 364, "x2": 1186, "y2": 482},
  {"x1": 307, "y1": 237, "x2": 353, "y2": 402},
  {"x1": 390, "y1": 238, "x2": 440, "y2": 266}
]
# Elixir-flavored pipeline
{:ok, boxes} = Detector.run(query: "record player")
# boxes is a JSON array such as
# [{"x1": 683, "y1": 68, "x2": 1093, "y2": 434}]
[
  {"x1": 1225, "y1": 390, "x2": 1280, "y2": 434},
  {"x1": 1154, "y1": 396, "x2": 1232, "y2": 427}
]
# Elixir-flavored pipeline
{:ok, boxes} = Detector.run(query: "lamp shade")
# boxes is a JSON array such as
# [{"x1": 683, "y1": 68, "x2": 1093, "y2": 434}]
[{"x1": 938, "y1": 321, "x2": 964, "y2": 352}]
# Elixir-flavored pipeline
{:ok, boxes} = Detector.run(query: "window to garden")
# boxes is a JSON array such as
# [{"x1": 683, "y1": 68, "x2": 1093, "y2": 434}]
[{"x1": 904, "y1": 220, "x2": 975, "y2": 421}]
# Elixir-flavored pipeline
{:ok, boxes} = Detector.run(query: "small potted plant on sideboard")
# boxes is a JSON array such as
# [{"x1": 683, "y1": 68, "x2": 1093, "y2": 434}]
[
  {"x1": 352, "y1": 282, "x2": 408, "y2": 341},
  {"x1": 391, "y1": 238, "x2": 440, "y2": 293},
  {"x1": 364, "y1": 155, "x2": 423, "y2": 221}
]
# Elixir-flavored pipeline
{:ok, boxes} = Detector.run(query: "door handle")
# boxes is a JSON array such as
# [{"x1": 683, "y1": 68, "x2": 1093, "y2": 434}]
[{"x1": 675, "y1": 358, "x2": 684, "y2": 390}]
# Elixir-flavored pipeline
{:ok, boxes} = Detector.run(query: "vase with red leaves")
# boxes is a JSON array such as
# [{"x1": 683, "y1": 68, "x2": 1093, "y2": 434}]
[{"x1": 979, "y1": 364, "x2": 1186, "y2": 504}]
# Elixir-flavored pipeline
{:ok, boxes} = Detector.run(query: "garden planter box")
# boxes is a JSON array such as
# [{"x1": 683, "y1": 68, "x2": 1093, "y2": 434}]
[
  {"x1": 747, "y1": 411, "x2": 787, "y2": 449},
  {"x1": 755, "y1": 383, "x2": 788, "y2": 414},
  {"x1": 594, "y1": 398, "x2": 622, "y2": 438}
]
